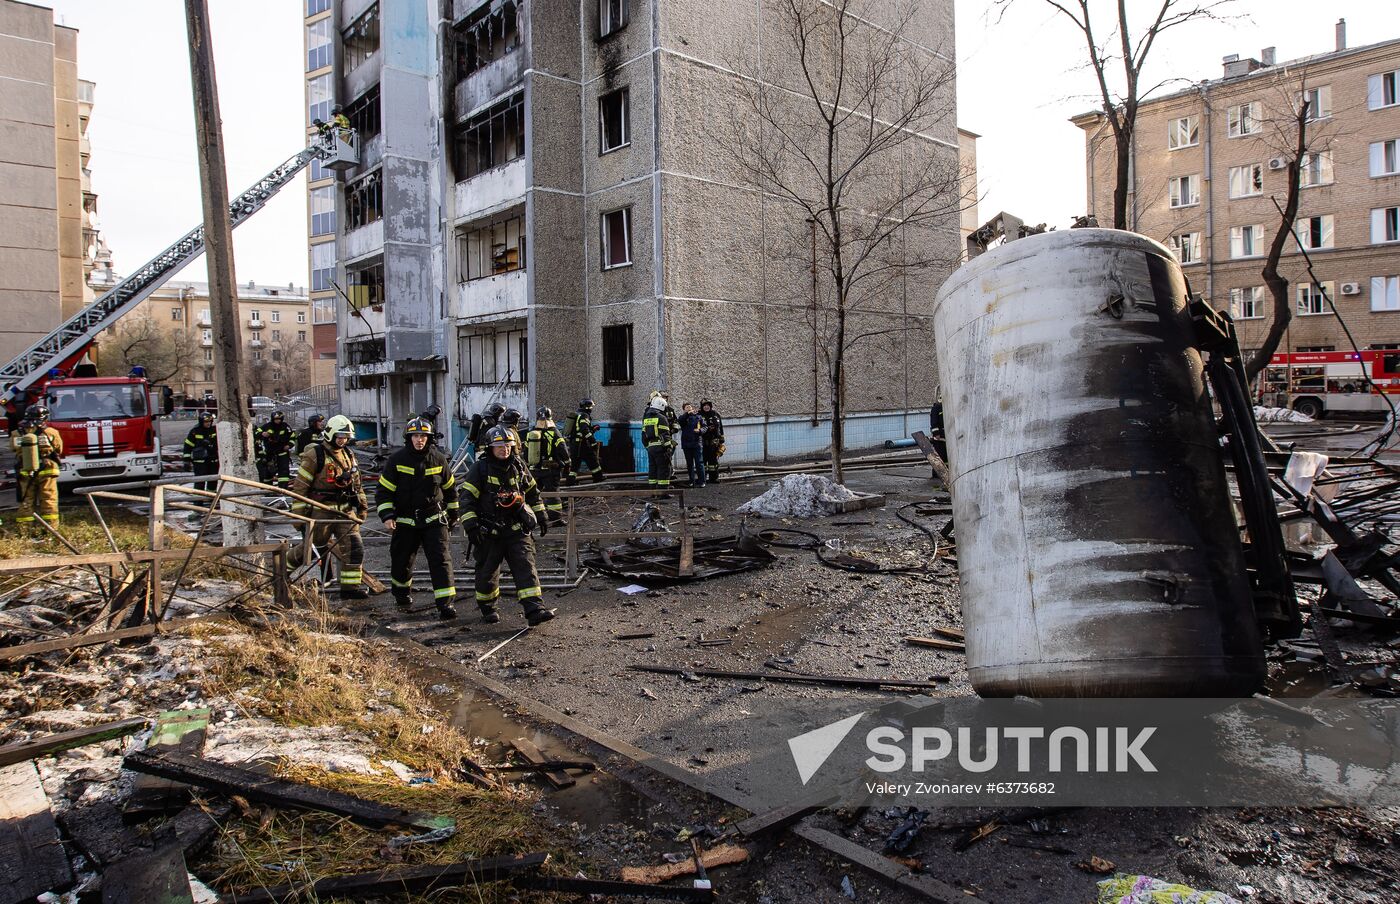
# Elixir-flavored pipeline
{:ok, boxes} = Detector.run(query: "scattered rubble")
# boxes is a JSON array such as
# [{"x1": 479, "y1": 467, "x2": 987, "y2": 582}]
[{"x1": 737, "y1": 474, "x2": 862, "y2": 517}]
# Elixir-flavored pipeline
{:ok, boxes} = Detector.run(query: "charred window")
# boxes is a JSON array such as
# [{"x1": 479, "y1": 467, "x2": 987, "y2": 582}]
[
  {"x1": 602, "y1": 324, "x2": 633, "y2": 385},
  {"x1": 453, "y1": 94, "x2": 525, "y2": 180},
  {"x1": 347, "y1": 261, "x2": 385, "y2": 311},
  {"x1": 599, "y1": 88, "x2": 630, "y2": 153},
  {"x1": 458, "y1": 215, "x2": 527, "y2": 281},
  {"x1": 601, "y1": 207, "x2": 632, "y2": 269},
  {"x1": 345, "y1": 170, "x2": 382, "y2": 231},
  {"x1": 345, "y1": 85, "x2": 381, "y2": 140},
  {"x1": 343, "y1": 4, "x2": 379, "y2": 71},
  {"x1": 599, "y1": 0, "x2": 629, "y2": 38},
  {"x1": 454, "y1": 1, "x2": 520, "y2": 80}
]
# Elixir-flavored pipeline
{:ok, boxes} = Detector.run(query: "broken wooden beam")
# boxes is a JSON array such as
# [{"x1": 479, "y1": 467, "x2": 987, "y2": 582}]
[
  {"x1": 619, "y1": 842, "x2": 749, "y2": 884},
  {"x1": 910, "y1": 431, "x2": 951, "y2": 487},
  {"x1": 100, "y1": 842, "x2": 193, "y2": 904},
  {"x1": 0, "y1": 716, "x2": 147, "y2": 769},
  {"x1": 931, "y1": 626, "x2": 965, "y2": 642},
  {"x1": 0, "y1": 761, "x2": 73, "y2": 904},
  {"x1": 510, "y1": 737, "x2": 575, "y2": 789},
  {"x1": 485, "y1": 760, "x2": 597, "y2": 775},
  {"x1": 123, "y1": 709, "x2": 211, "y2": 822},
  {"x1": 905, "y1": 636, "x2": 966, "y2": 653},
  {"x1": 630, "y1": 664, "x2": 947, "y2": 691},
  {"x1": 735, "y1": 792, "x2": 838, "y2": 837},
  {"x1": 121, "y1": 750, "x2": 454, "y2": 832},
  {"x1": 514, "y1": 875, "x2": 716, "y2": 901},
  {"x1": 223, "y1": 852, "x2": 549, "y2": 903}
]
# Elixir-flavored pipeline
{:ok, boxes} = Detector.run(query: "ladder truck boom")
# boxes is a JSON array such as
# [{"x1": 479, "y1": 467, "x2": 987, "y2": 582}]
[{"x1": 0, "y1": 132, "x2": 358, "y2": 397}]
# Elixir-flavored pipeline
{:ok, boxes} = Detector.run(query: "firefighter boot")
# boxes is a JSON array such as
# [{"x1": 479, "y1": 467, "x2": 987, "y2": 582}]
[
  {"x1": 436, "y1": 599, "x2": 459, "y2": 620},
  {"x1": 340, "y1": 584, "x2": 371, "y2": 600},
  {"x1": 478, "y1": 603, "x2": 501, "y2": 624},
  {"x1": 523, "y1": 602, "x2": 557, "y2": 626},
  {"x1": 392, "y1": 591, "x2": 412, "y2": 611}
]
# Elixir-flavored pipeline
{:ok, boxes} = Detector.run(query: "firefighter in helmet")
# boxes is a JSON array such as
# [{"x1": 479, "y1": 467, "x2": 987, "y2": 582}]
[
  {"x1": 289, "y1": 414, "x2": 368, "y2": 599},
  {"x1": 563, "y1": 398, "x2": 604, "y2": 484},
  {"x1": 641, "y1": 390, "x2": 674, "y2": 490},
  {"x1": 11, "y1": 404, "x2": 62, "y2": 526},
  {"x1": 461, "y1": 425, "x2": 553, "y2": 626},
  {"x1": 499, "y1": 408, "x2": 524, "y2": 449},
  {"x1": 182, "y1": 412, "x2": 219, "y2": 492},
  {"x1": 524, "y1": 406, "x2": 571, "y2": 526},
  {"x1": 258, "y1": 411, "x2": 296, "y2": 488},
  {"x1": 376, "y1": 418, "x2": 460, "y2": 618},
  {"x1": 469, "y1": 402, "x2": 506, "y2": 458},
  {"x1": 297, "y1": 414, "x2": 326, "y2": 454},
  {"x1": 698, "y1": 399, "x2": 725, "y2": 484}
]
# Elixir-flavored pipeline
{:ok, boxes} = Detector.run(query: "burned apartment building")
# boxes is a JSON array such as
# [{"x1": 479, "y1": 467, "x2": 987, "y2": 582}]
[{"x1": 306, "y1": 0, "x2": 963, "y2": 460}]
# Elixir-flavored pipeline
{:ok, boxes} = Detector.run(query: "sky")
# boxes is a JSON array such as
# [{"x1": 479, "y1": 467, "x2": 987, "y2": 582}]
[{"x1": 40, "y1": 0, "x2": 1400, "y2": 288}]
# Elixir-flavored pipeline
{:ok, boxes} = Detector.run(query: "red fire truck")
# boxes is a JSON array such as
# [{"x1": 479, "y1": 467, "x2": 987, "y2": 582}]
[
  {"x1": 1262, "y1": 349, "x2": 1400, "y2": 419},
  {"x1": 38, "y1": 370, "x2": 165, "y2": 485}
]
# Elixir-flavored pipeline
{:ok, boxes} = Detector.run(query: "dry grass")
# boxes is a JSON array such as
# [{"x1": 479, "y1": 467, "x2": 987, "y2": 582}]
[
  {"x1": 197, "y1": 602, "x2": 576, "y2": 901},
  {"x1": 0, "y1": 506, "x2": 183, "y2": 559}
]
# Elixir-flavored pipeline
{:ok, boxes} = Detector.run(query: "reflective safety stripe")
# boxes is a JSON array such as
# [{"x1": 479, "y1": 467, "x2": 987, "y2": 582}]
[
  {"x1": 377, "y1": 502, "x2": 394, "y2": 513},
  {"x1": 378, "y1": 477, "x2": 398, "y2": 491},
  {"x1": 434, "y1": 587, "x2": 456, "y2": 599},
  {"x1": 340, "y1": 569, "x2": 362, "y2": 585},
  {"x1": 463, "y1": 483, "x2": 480, "y2": 497},
  {"x1": 461, "y1": 511, "x2": 478, "y2": 522},
  {"x1": 446, "y1": 501, "x2": 460, "y2": 510},
  {"x1": 398, "y1": 517, "x2": 417, "y2": 527},
  {"x1": 546, "y1": 502, "x2": 564, "y2": 512},
  {"x1": 424, "y1": 466, "x2": 443, "y2": 475},
  {"x1": 391, "y1": 577, "x2": 413, "y2": 588},
  {"x1": 486, "y1": 475, "x2": 500, "y2": 485},
  {"x1": 397, "y1": 464, "x2": 416, "y2": 474},
  {"x1": 16, "y1": 515, "x2": 34, "y2": 523},
  {"x1": 517, "y1": 586, "x2": 542, "y2": 599},
  {"x1": 297, "y1": 468, "x2": 315, "y2": 480},
  {"x1": 476, "y1": 589, "x2": 500, "y2": 602},
  {"x1": 442, "y1": 475, "x2": 455, "y2": 489},
  {"x1": 531, "y1": 504, "x2": 546, "y2": 514}
]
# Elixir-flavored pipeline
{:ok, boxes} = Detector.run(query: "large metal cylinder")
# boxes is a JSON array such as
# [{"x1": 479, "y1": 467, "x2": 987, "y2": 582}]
[{"x1": 933, "y1": 229, "x2": 1264, "y2": 697}]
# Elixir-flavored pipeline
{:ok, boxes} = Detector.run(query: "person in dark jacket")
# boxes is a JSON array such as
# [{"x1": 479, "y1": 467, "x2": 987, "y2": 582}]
[
  {"x1": 297, "y1": 414, "x2": 326, "y2": 454},
  {"x1": 182, "y1": 412, "x2": 219, "y2": 492},
  {"x1": 524, "y1": 406, "x2": 571, "y2": 525},
  {"x1": 563, "y1": 398, "x2": 604, "y2": 484},
  {"x1": 258, "y1": 411, "x2": 296, "y2": 488},
  {"x1": 698, "y1": 399, "x2": 725, "y2": 484},
  {"x1": 376, "y1": 417, "x2": 460, "y2": 619},
  {"x1": 677, "y1": 403, "x2": 706, "y2": 487},
  {"x1": 641, "y1": 391, "x2": 673, "y2": 490},
  {"x1": 461, "y1": 426, "x2": 553, "y2": 626}
]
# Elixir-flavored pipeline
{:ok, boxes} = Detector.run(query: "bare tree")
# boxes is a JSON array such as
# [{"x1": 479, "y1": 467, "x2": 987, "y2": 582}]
[
  {"x1": 998, "y1": 0, "x2": 1234, "y2": 229},
  {"x1": 281, "y1": 338, "x2": 313, "y2": 393},
  {"x1": 726, "y1": 0, "x2": 967, "y2": 481},
  {"x1": 96, "y1": 311, "x2": 200, "y2": 385}
]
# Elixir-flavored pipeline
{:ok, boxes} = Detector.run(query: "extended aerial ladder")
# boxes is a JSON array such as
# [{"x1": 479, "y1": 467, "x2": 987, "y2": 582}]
[{"x1": 0, "y1": 131, "x2": 359, "y2": 397}]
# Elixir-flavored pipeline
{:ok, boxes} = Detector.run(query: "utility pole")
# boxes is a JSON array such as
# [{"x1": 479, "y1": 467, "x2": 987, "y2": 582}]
[{"x1": 184, "y1": 0, "x2": 255, "y2": 544}]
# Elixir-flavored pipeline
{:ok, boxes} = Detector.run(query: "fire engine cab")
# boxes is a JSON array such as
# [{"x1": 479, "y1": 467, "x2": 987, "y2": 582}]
[
  {"x1": 1263, "y1": 349, "x2": 1400, "y2": 419},
  {"x1": 39, "y1": 369, "x2": 164, "y2": 485}
]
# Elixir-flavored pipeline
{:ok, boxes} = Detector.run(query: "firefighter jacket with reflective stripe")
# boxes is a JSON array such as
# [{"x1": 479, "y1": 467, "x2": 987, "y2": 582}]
[
  {"x1": 290, "y1": 442, "x2": 366, "y2": 514},
  {"x1": 641, "y1": 405, "x2": 671, "y2": 447},
  {"x1": 375, "y1": 446, "x2": 459, "y2": 526},
  {"x1": 183, "y1": 426, "x2": 218, "y2": 465},
  {"x1": 12, "y1": 426, "x2": 62, "y2": 477},
  {"x1": 700, "y1": 410, "x2": 724, "y2": 443},
  {"x1": 296, "y1": 427, "x2": 320, "y2": 454},
  {"x1": 564, "y1": 413, "x2": 598, "y2": 445},
  {"x1": 524, "y1": 425, "x2": 571, "y2": 471},
  {"x1": 258, "y1": 422, "x2": 296, "y2": 459},
  {"x1": 460, "y1": 457, "x2": 544, "y2": 535}
]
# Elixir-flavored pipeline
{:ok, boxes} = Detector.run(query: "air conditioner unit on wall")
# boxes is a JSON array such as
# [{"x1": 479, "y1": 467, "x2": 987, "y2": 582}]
[
  {"x1": 1268, "y1": 157, "x2": 1287, "y2": 170},
  {"x1": 1341, "y1": 282, "x2": 1362, "y2": 296}
]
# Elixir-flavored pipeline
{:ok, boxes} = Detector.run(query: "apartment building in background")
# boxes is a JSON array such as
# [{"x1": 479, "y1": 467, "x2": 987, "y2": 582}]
[
  {"x1": 0, "y1": 0, "x2": 103, "y2": 365},
  {"x1": 1073, "y1": 23, "x2": 1400, "y2": 364},
  {"x1": 306, "y1": 0, "x2": 964, "y2": 460},
  {"x1": 305, "y1": 0, "x2": 343, "y2": 390}
]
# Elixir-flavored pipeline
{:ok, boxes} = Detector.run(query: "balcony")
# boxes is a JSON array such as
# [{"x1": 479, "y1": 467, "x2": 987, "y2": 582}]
[
  {"x1": 452, "y1": 268, "x2": 526, "y2": 324},
  {"x1": 248, "y1": 318, "x2": 264, "y2": 330},
  {"x1": 200, "y1": 336, "x2": 213, "y2": 348},
  {"x1": 454, "y1": 157, "x2": 525, "y2": 223},
  {"x1": 343, "y1": 218, "x2": 384, "y2": 263},
  {"x1": 197, "y1": 314, "x2": 212, "y2": 327},
  {"x1": 250, "y1": 338, "x2": 264, "y2": 349}
]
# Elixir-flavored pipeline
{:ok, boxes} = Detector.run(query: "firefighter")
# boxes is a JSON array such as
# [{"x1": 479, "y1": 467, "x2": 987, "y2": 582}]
[
  {"x1": 182, "y1": 412, "x2": 219, "y2": 492},
  {"x1": 563, "y1": 398, "x2": 605, "y2": 484},
  {"x1": 331, "y1": 104, "x2": 351, "y2": 138},
  {"x1": 11, "y1": 405, "x2": 62, "y2": 526},
  {"x1": 469, "y1": 402, "x2": 505, "y2": 459},
  {"x1": 698, "y1": 399, "x2": 725, "y2": 484},
  {"x1": 500, "y1": 408, "x2": 524, "y2": 449},
  {"x1": 461, "y1": 426, "x2": 554, "y2": 626},
  {"x1": 420, "y1": 403, "x2": 444, "y2": 448},
  {"x1": 297, "y1": 414, "x2": 326, "y2": 454},
  {"x1": 258, "y1": 411, "x2": 296, "y2": 488},
  {"x1": 289, "y1": 414, "x2": 368, "y2": 599},
  {"x1": 642, "y1": 391, "x2": 674, "y2": 490},
  {"x1": 376, "y1": 418, "x2": 460, "y2": 618},
  {"x1": 524, "y1": 406, "x2": 571, "y2": 525},
  {"x1": 253, "y1": 415, "x2": 272, "y2": 484}
]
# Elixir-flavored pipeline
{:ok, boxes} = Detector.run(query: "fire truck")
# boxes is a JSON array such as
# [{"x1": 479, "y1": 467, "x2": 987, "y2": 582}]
[
  {"x1": 1262, "y1": 349, "x2": 1400, "y2": 419},
  {"x1": 35, "y1": 369, "x2": 166, "y2": 486}
]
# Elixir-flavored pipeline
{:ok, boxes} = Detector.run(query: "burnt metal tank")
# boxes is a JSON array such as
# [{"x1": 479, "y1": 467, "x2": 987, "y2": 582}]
[{"x1": 932, "y1": 229, "x2": 1265, "y2": 697}]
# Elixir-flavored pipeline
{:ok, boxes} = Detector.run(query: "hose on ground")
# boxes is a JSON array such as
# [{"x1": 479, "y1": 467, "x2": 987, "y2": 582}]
[{"x1": 757, "y1": 501, "x2": 950, "y2": 575}]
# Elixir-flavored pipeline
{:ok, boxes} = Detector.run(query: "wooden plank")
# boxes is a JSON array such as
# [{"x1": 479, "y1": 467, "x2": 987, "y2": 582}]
[
  {"x1": 510, "y1": 737, "x2": 575, "y2": 789},
  {"x1": 0, "y1": 544, "x2": 287, "y2": 577},
  {"x1": 121, "y1": 750, "x2": 455, "y2": 832},
  {"x1": 326, "y1": 542, "x2": 386, "y2": 593},
  {"x1": 0, "y1": 717, "x2": 147, "y2": 769},
  {"x1": 631, "y1": 664, "x2": 947, "y2": 691},
  {"x1": 619, "y1": 843, "x2": 749, "y2": 883},
  {"x1": 931, "y1": 626, "x2": 965, "y2": 642},
  {"x1": 224, "y1": 852, "x2": 549, "y2": 903},
  {"x1": 905, "y1": 636, "x2": 966, "y2": 653},
  {"x1": 736, "y1": 795, "x2": 835, "y2": 837},
  {"x1": 166, "y1": 800, "x2": 234, "y2": 859},
  {"x1": 910, "y1": 431, "x2": 951, "y2": 487},
  {"x1": 123, "y1": 709, "x2": 211, "y2": 821},
  {"x1": 0, "y1": 761, "x2": 73, "y2": 903},
  {"x1": 100, "y1": 843, "x2": 193, "y2": 904},
  {"x1": 793, "y1": 823, "x2": 986, "y2": 904}
]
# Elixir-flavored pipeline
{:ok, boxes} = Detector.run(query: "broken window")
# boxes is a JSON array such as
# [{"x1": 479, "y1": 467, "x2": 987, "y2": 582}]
[
  {"x1": 1296, "y1": 282, "x2": 1334, "y2": 316},
  {"x1": 453, "y1": 93, "x2": 526, "y2": 180},
  {"x1": 345, "y1": 170, "x2": 382, "y2": 231},
  {"x1": 599, "y1": 88, "x2": 630, "y2": 153},
  {"x1": 1167, "y1": 115, "x2": 1199, "y2": 150},
  {"x1": 1227, "y1": 102, "x2": 1260, "y2": 137},
  {"x1": 458, "y1": 215, "x2": 527, "y2": 282},
  {"x1": 343, "y1": 3, "x2": 379, "y2": 71},
  {"x1": 345, "y1": 84, "x2": 381, "y2": 140},
  {"x1": 599, "y1": 0, "x2": 629, "y2": 38},
  {"x1": 601, "y1": 207, "x2": 632, "y2": 269},
  {"x1": 602, "y1": 323, "x2": 633, "y2": 385},
  {"x1": 1294, "y1": 214, "x2": 1334, "y2": 252},
  {"x1": 460, "y1": 328, "x2": 526, "y2": 385},
  {"x1": 347, "y1": 261, "x2": 385, "y2": 311},
  {"x1": 1227, "y1": 163, "x2": 1262, "y2": 199},
  {"x1": 1170, "y1": 232, "x2": 1201, "y2": 264},
  {"x1": 1300, "y1": 150, "x2": 1333, "y2": 187},
  {"x1": 454, "y1": 1, "x2": 520, "y2": 80},
  {"x1": 1229, "y1": 286, "x2": 1264, "y2": 320}
]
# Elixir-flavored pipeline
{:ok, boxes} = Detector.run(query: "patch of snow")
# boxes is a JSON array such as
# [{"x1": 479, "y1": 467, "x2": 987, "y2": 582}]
[
  {"x1": 1254, "y1": 406, "x2": 1314, "y2": 423},
  {"x1": 737, "y1": 474, "x2": 860, "y2": 518},
  {"x1": 204, "y1": 722, "x2": 379, "y2": 774}
]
